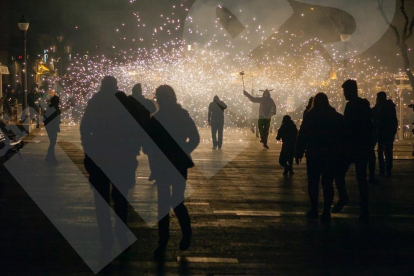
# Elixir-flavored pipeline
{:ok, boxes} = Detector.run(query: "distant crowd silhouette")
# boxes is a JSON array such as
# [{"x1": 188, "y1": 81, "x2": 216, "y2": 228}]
[
  {"x1": 34, "y1": 76, "x2": 399, "y2": 260},
  {"x1": 241, "y1": 79, "x2": 398, "y2": 223},
  {"x1": 293, "y1": 80, "x2": 396, "y2": 223}
]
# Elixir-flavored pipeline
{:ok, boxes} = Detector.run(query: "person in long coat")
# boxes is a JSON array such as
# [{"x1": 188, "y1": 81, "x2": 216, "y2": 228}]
[{"x1": 276, "y1": 115, "x2": 297, "y2": 175}]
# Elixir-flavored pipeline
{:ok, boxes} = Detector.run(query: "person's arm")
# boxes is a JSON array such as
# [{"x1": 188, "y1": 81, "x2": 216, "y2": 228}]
[
  {"x1": 271, "y1": 99, "x2": 276, "y2": 116},
  {"x1": 391, "y1": 104, "x2": 398, "y2": 134},
  {"x1": 184, "y1": 115, "x2": 201, "y2": 154},
  {"x1": 43, "y1": 106, "x2": 60, "y2": 126},
  {"x1": 365, "y1": 101, "x2": 373, "y2": 132},
  {"x1": 147, "y1": 99, "x2": 157, "y2": 114},
  {"x1": 343, "y1": 102, "x2": 351, "y2": 128},
  {"x1": 80, "y1": 101, "x2": 94, "y2": 151},
  {"x1": 217, "y1": 100, "x2": 227, "y2": 109},
  {"x1": 208, "y1": 103, "x2": 212, "y2": 124},
  {"x1": 295, "y1": 118, "x2": 309, "y2": 164},
  {"x1": 276, "y1": 126, "x2": 283, "y2": 140},
  {"x1": 243, "y1": 91, "x2": 261, "y2": 103}
]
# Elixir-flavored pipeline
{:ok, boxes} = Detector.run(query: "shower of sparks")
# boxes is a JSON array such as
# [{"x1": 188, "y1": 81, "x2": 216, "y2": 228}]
[{"x1": 49, "y1": 2, "x2": 395, "y2": 125}]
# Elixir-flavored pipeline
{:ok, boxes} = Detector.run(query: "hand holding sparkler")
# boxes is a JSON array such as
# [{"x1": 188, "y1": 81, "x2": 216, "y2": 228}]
[{"x1": 239, "y1": 71, "x2": 245, "y2": 92}]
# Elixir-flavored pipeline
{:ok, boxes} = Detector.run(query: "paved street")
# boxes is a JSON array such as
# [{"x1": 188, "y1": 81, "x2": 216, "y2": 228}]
[{"x1": 1, "y1": 123, "x2": 414, "y2": 275}]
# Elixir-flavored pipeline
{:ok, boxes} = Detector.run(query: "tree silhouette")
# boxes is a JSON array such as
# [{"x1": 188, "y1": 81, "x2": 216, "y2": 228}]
[{"x1": 378, "y1": 0, "x2": 414, "y2": 90}]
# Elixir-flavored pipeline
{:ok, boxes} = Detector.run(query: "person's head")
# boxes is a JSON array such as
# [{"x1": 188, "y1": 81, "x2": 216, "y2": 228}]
[
  {"x1": 313, "y1": 92, "x2": 330, "y2": 109},
  {"x1": 100, "y1": 76, "x2": 118, "y2": 93},
  {"x1": 342, "y1": 79, "x2": 358, "y2": 101},
  {"x1": 132, "y1": 83, "x2": 143, "y2": 97},
  {"x1": 155, "y1": 85, "x2": 177, "y2": 108},
  {"x1": 282, "y1": 115, "x2": 292, "y2": 124},
  {"x1": 50, "y1": 95, "x2": 60, "y2": 107},
  {"x1": 306, "y1": 97, "x2": 314, "y2": 111},
  {"x1": 263, "y1": 89, "x2": 271, "y2": 98},
  {"x1": 376, "y1": 91, "x2": 387, "y2": 105},
  {"x1": 213, "y1": 95, "x2": 220, "y2": 102}
]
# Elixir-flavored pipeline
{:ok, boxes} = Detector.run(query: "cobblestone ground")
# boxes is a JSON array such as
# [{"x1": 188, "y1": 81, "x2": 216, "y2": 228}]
[{"x1": 1, "y1": 123, "x2": 414, "y2": 275}]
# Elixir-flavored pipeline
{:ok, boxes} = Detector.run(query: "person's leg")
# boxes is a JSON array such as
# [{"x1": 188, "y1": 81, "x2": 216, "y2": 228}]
[
  {"x1": 89, "y1": 164, "x2": 114, "y2": 251},
  {"x1": 377, "y1": 143, "x2": 385, "y2": 175},
  {"x1": 306, "y1": 159, "x2": 320, "y2": 218},
  {"x1": 332, "y1": 161, "x2": 350, "y2": 213},
  {"x1": 211, "y1": 123, "x2": 218, "y2": 148},
  {"x1": 283, "y1": 165, "x2": 289, "y2": 175},
  {"x1": 156, "y1": 181, "x2": 172, "y2": 248},
  {"x1": 112, "y1": 183, "x2": 131, "y2": 249},
  {"x1": 368, "y1": 145, "x2": 377, "y2": 181},
  {"x1": 384, "y1": 140, "x2": 394, "y2": 177},
  {"x1": 171, "y1": 169, "x2": 191, "y2": 250},
  {"x1": 321, "y1": 172, "x2": 334, "y2": 222},
  {"x1": 218, "y1": 123, "x2": 224, "y2": 149},
  {"x1": 263, "y1": 119, "x2": 271, "y2": 145},
  {"x1": 46, "y1": 129, "x2": 57, "y2": 161},
  {"x1": 258, "y1": 119, "x2": 265, "y2": 141},
  {"x1": 355, "y1": 155, "x2": 369, "y2": 220},
  {"x1": 288, "y1": 154, "x2": 294, "y2": 174}
]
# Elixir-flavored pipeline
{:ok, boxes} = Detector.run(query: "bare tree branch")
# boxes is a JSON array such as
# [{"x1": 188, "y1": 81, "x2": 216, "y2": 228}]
[
  {"x1": 405, "y1": 16, "x2": 414, "y2": 41},
  {"x1": 400, "y1": 0, "x2": 410, "y2": 38},
  {"x1": 377, "y1": 0, "x2": 402, "y2": 46},
  {"x1": 377, "y1": 0, "x2": 414, "y2": 90}
]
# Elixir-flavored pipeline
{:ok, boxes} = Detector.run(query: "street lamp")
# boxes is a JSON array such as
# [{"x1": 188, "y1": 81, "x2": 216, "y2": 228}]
[
  {"x1": 56, "y1": 35, "x2": 64, "y2": 77},
  {"x1": 18, "y1": 15, "x2": 29, "y2": 121}
]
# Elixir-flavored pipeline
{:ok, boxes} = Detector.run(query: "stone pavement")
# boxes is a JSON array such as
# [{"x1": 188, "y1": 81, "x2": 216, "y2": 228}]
[{"x1": 1, "y1": 123, "x2": 414, "y2": 275}]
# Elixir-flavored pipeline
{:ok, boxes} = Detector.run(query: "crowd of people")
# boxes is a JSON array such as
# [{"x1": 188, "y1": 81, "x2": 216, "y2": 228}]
[
  {"x1": 37, "y1": 76, "x2": 400, "y2": 260},
  {"x1": 245, "y1": 80, "x2": 397, "y2": 223}
]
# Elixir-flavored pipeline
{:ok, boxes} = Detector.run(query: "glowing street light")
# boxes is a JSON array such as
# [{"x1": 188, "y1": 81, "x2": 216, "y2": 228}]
[{"x1": 18, "y1": 15, "x2": 29, "y2": 122}]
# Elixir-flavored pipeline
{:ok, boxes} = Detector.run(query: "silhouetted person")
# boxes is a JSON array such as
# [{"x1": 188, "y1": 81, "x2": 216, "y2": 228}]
[
  {"x1": 342, "y1": 79, "x2": 373, "y2": 221},
  {"x1": 276, "y1": 115, "x2": 297, "y2": 175},
  {"x1": 129, "y1": 83, "x2": 157, "y2": 181},
  {"x1": 130, "y1": 83, "x2": 157, "y2": 114},
  {"x1": 243, "y1": 89, "x2": 276, "y2": 149},
  {"x1": 208, "y1": 95, "x2": 227, "y2": 150},
  {"x1": 296, "y1": 93, "x2": 348, "y2": 223},
  {"x1": 304, "y1": 96, "x2": 349, "y2": 213},
  {"x1": 369, "y1": 95, "x2": 381, "y2": 184},
  {"x1": 80, "y1": 76, "x2": 148, "y2": 255},
  {"x1": 7, "y1": 88, "x2": 16, "y2": 105},
  {"x1": 28, "y1": 86, "x2": 40, "y2": 128},
  {"x1": 146, "y1": 85, "x2": 200, "y2": 260},
  {"x1": 374, "y1": 91, "x2": 398, "y2": 178},
  {"x1": 43, "y1": 95, "x2": 61, "y2": 164}
]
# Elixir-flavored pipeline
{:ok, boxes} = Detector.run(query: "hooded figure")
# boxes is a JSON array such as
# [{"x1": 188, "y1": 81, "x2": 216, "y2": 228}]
[
  {"x1": 208, "y1": 95, "x2": 227, "y2": 149},
  {"x1": 373, "y1": 91, "x2": 398, "y2": 177},
  {"x1": 276, "y1": 115, "x2": 297, "y2": 175},
  {"x1": 296, "y1": 93, "x2": 348, "y2": 223},
  {"x1": 243, "y1": 89, "x2": 276, "y2": 148}
]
